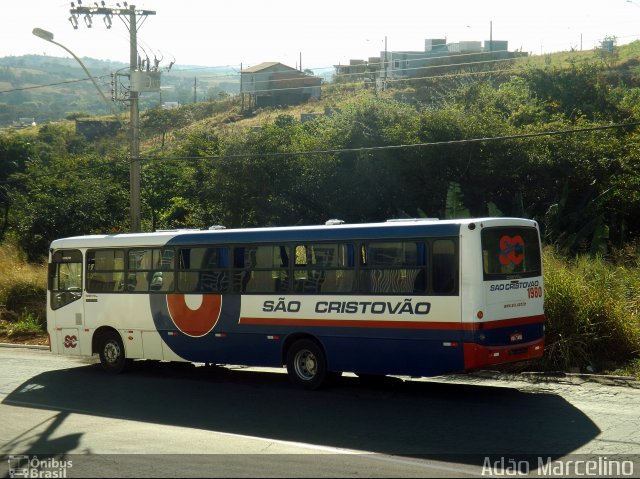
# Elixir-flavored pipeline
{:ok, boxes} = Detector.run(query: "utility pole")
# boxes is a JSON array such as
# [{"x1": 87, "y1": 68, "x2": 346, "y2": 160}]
[
  {"x1": 69, "y1": 3, "x2": 156, "y2": 233},
  {"x1": 128, "y1": 5, "x2": 143, "y2": 233},
  {"x1": 383, "y1": 36, "x2": 388, "y2": 90},
  {"x1": 240, "y1": 63, "x2": 244, "y2": 111},
  {"x1": 489, "y1": 21, "x2": 493, "y2": 52}
]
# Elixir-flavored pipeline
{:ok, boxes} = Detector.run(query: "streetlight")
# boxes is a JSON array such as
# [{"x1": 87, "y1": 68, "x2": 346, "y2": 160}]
[{"x1": 32, "y1": 27, "x2": 118, "y2": 118}]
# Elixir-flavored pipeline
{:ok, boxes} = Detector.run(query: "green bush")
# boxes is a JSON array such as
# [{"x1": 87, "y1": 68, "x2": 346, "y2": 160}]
[
  {"x1": 3, "y1": 281, "x2": 46, "y2": 325},
  {"x1": 542, "y1": 248, "x2": 640, "y2": 372},
  {"x1": 10, "y1": 309, "x2": 46, "y2": 334}
]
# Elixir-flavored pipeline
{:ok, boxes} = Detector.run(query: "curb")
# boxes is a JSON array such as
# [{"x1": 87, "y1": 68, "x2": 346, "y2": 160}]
[{"x1": 0, "y1": 342, "x2": 49, "y2": 350}]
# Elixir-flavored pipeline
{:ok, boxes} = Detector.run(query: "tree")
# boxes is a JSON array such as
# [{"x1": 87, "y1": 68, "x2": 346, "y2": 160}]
[
  {"x1": 12, "y1": 148, "x2": 128, "y2": 260},
  {"x1": 596, "y1": 35, "x2": 619, "y2": 68},
  {"x1": 0, "y1": 135, "x2": 33, "y2": 239}
]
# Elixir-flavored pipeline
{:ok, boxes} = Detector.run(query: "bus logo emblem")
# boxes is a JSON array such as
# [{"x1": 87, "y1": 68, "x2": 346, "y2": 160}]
[
  {"x1": 166, "y1": 294, "x2": 222, "y2": 337},
  {"x1": 64, "y1": 335, "x2": 78, "y2": 348},
  {"x1": 499, "y1": 235, "x2": 525, "y2": 266}
]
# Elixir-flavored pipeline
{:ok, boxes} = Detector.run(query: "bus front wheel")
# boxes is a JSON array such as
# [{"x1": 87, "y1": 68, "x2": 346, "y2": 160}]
[
  {"x1": 286, "y1": 339, "x2": 327, "y2": 390},
  {"x1": 98, "y1": 331, "x2": 127, "y2": 374}
]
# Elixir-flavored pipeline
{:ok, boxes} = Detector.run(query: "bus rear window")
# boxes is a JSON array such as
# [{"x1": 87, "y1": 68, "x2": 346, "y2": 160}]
[{"x1": 482, "y1": 227, "x2": 541, "y2": 280}]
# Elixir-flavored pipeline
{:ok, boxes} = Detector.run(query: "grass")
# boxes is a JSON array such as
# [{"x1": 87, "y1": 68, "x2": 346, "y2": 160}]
[
  {"x1": 7, "y1": 310, "x2": 45, "y2": 334},
  {"x1": 542, "y1": 248, "x2": 640, "y2": 378},
  {"x1": 0, "y1": 242, "x2": 47, "y2": 327}
]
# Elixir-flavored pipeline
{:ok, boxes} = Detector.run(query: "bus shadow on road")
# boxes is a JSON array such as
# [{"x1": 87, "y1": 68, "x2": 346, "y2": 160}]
[{"x1": 3, "y1": 361, "x2": 600, "y2": 461}]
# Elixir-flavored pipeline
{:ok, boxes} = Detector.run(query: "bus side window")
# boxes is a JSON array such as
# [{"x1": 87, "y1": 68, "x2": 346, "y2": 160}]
[
  {"x1": 361, "y1": 242, "x2": 425, "y2": 294},
  {"x1": 318, "y1": 244, "x2": 356, "y2": 293},
  {"x1": 128, "y1": 249, "x2": 151, "y2": 291},
  {"x1": 127, "y1": 248, "x2": 175, "y2": 292},
  {"x1": 200, "y1": 247, "x2": 229, "y2": 293},
  {"x1": 233, "y1": 247, "x2": 249, "y2": 292},
  {"x1": 432, "y1": 240, "x2": 457, "y2": 295},
  {"x1": 236, "y1": 245, "x2": 290, "y2": 293},
  {"x1": 293, "y1": 245, "x2": 308, "y2": 293},
  {"x1": 87, "y1": 249, "x2": 125, "y2": 293},
  {"x1": 305, "y1": 245, "x2": 332, "y2": 293},
  {"x1": 178, "y1": 247, "x2": 228, "y2": 293},
  {"x1": 413, "y1": 243, "x2": 427, "y2": 293},
  {"x1": 149, "y1": 249, "x2": 175, "y2": 292},
  {"x1": 293, "y1": 243, "x2": 355, "y2": 294},
  {"x1": 178, "y1": 248, "x2": 197, "y2": 291}
]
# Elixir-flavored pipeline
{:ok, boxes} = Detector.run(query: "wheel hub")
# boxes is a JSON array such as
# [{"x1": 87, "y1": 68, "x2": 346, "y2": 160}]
[{"x1": 295, "y1": 350, "x2": 317, "y2": 379}]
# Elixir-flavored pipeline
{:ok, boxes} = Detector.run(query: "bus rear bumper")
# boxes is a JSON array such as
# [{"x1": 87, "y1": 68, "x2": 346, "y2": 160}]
[{"x1": 463, "y1": 338, "x2": 545, "y2": 370}]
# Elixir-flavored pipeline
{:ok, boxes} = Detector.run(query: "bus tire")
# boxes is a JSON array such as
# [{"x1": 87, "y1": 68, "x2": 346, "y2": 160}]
[
  {"x1": 286, "y1": 339, "x2": 327, "y2": 390},
  {"x1": 98, "y1": 331, "x2": 127, "y2": 374}
]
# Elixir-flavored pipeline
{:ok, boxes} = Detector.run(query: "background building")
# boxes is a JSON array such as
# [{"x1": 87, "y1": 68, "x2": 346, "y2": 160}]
[{"x1": 240, "y1": 62, "x2": 322, "y2": 110}]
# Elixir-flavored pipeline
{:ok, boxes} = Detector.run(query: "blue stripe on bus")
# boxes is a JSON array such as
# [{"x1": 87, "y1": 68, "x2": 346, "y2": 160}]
[
  {"x1": 164, "y1": 223, "x2": 461, "y2": 246},
  {"x1": 150, "y1": 289, "x2": 542, "y2": 376},
  {"x1": 322, "y1": 336, "x2": 465, "y2": 376},
  {"x1": 149, "y1": 292, "x2": 468, "y2": 372},
  {"x1": 463, "y1": 321, "x2": 544, "y2": 346}
]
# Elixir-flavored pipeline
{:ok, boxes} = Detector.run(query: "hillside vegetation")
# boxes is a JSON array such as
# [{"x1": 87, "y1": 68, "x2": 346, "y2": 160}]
[
  {"x1": 0, "y1": 54, "x2": 238, "y2": 126},
  {"x1": 1, "y1": 41, "x2": 640, "y2": 376}
]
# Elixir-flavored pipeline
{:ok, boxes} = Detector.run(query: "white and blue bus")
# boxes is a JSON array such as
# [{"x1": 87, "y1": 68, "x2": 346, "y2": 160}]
[{"x1": 47, "y1": 218, "x2": 544, "y2": 389}]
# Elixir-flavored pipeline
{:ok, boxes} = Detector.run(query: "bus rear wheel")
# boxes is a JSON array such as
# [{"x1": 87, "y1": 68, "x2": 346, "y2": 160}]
[
  {"x1": 98, "y1": 331, "x2": 127, "y2": 374},
  {"x1": 286, "y1": 339, "x2": 327, "y2": 390}
]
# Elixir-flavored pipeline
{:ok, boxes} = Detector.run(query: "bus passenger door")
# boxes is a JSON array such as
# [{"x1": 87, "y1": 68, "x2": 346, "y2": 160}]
[{"x1": 48, "y1": 249, "x2": 86, "y2": 356}]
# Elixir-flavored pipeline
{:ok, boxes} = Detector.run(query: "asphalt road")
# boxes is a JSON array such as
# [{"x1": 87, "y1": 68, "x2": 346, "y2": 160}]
[{"x1": 0, "y1": 346, "x2": 639, "y2": 477}]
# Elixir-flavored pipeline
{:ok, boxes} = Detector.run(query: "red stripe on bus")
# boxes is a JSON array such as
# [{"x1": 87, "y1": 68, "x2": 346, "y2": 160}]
[
  {"x1": 240, "y1": 317, "x2": 470, "y2": 330},
  {"x1": 238, "y1": 314, "x2": 544, "y2": 330}
]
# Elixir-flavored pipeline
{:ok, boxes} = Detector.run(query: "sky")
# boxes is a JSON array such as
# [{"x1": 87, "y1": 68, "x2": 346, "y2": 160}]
[{"x1": 1, "y1": 0, "x2": 639, "y2": 72}]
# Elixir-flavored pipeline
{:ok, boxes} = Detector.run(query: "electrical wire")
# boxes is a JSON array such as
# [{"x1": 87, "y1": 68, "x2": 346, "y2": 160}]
[
  {"x1": 138, "y1": 122, "x2": 640, "y2": 162},
  {"x1": 0, "y1": 75, "x2": 110, "y2": 94},
  {"x1": 1, "y1": 121, "x2": 637, "y2": 188}
]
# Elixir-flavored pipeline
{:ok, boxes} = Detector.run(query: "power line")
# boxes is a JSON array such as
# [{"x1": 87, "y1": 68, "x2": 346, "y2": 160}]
[
  {"x1": 139, "y1": 122, "x2": 640, "y2": 163},
  {"x1": 1, "y1": 121, "x2": 637, "y2": 188},
  {"x1": 149, "y1": 49, "x2": 525, "y2": 89},
  {"x1": 0, "y1": 43, "x2": 603, "y2": 99},
  {"x1": 0, "y1": 75, "x2": 111, "y2": 94},
  {"x1": 0, "y1": 158, "x2": 127, "y2": 186},
  {"x1": 0, "y1": 40, "x2": 621, "y2": 97},
  {"x1": 0, "y1": 60, "x2": 516, "y2": 98},
  {"x1": 171, "y1": 48, "x2": 517, "y2": 76}
]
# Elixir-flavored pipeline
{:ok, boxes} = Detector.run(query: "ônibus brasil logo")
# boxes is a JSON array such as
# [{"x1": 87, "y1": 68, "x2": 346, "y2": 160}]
[{"x1": 7, "y1": 455, "x2": 73, "y2": 478}]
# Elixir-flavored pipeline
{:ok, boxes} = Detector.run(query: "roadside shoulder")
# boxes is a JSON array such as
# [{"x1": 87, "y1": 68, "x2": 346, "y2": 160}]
[{"x1": 469, "y1": 370, "x2": 640, "y2": 389}]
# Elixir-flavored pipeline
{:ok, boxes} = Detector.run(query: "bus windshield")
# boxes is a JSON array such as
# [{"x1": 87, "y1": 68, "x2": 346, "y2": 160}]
[{"x1": 481, "y1": 226, "x2": 541, "y2": 280}]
